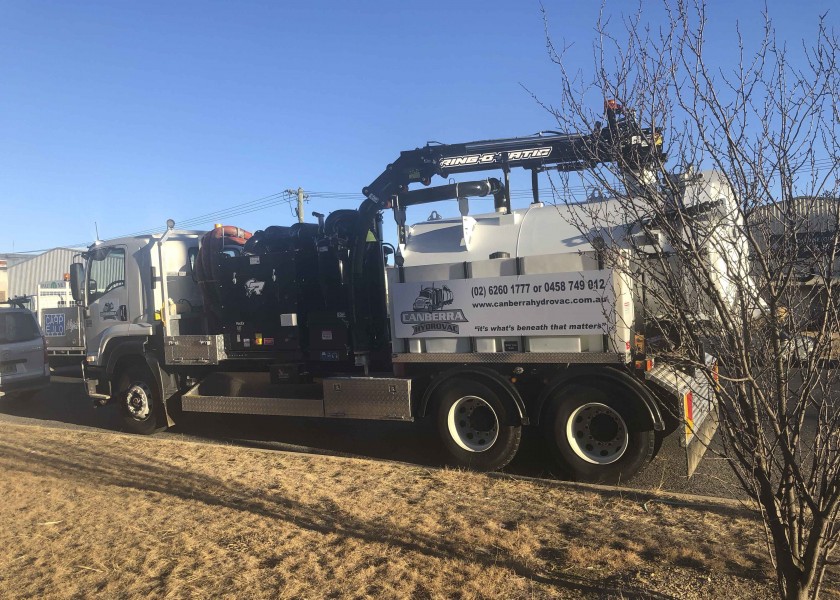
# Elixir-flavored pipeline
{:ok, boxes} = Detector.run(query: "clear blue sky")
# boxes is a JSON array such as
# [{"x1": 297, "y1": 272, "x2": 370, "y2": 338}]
[{"x1": 0, "y1": 0, "x2": 836, "y2": 253}]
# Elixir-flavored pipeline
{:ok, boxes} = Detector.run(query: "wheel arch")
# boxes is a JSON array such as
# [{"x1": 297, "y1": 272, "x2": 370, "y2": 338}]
[
  {"x1": 104, "y1": 337, "x2": 149, "y2": 390},
  {"x1": 534, "y1": 366, "x2": 664, "y2": 432},
  {"x1": 104, "y1": 338, "x2": 179, "y2": 425},
  {"x1": 417, "y1": 366, "x2": 529, "y2": 425}
]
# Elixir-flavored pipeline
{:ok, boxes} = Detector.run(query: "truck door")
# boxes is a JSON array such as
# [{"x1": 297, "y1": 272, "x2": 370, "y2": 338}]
[{"x1": 85, "y1": 245, "x2": 129, "y2": 350}]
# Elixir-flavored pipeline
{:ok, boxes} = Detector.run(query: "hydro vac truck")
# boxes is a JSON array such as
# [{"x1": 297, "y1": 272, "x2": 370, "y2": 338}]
[{"x1": 70, "y1": 102, "x2": 728, "y2": 483}]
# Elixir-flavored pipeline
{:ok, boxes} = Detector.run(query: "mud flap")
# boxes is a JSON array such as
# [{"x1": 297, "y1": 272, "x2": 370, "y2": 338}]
[
  {"x1": 144, "y1": 354, "x2": 180, "y2": 428},
  {"x1": 645, "y1": 355, "x2": 718, "y2": 477}
]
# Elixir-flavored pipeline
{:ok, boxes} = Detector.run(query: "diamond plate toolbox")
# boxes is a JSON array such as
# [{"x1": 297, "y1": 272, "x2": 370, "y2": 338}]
[
  {"x1": 164, "y1": 335, "x2": 226, "y2": 365},
  {"x1": 323, "y1": 377, "x2": 412, "y2": 420}
]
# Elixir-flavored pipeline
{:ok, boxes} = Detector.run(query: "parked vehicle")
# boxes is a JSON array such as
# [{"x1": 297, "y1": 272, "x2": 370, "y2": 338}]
[
  {"x1": 71, "y1": 103, "x2": 722, "y2": 482},
  {"x1": 0, "y1": 304, "x2": 50, "y2": 400}
]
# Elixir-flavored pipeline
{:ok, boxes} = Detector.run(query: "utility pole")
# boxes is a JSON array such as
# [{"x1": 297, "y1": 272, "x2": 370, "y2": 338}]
[{"x1": 285, "y1": 187, "x2": 309, "y2": 223}]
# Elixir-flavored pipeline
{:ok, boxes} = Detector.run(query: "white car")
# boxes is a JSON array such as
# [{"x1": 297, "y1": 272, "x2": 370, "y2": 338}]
[{"x1": 0, "y1": 307, "x2": 50, "y2": 400}]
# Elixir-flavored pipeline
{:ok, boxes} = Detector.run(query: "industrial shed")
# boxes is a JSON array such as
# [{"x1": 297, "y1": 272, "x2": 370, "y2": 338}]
[
  {"x1": 4, "y1": 248, "x2": 82, "y2": 306},
  {"x1": 749, "y1": 196, "x2": 840, "y2": 327},
  {"x1": 0, "y1": 260, "x2": 6, "y2": 302}
]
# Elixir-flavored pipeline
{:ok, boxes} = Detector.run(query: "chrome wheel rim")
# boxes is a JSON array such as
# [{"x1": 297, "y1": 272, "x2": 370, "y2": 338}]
[
  {"x1": 447, "y1": 395, "x2": 500, "y2": 452},
  {"x1": 125, "y1": 381, "x2": 152, "y2": 421},
  {"x1": 566, "y1": 402, "x2": 628, "y2": 464}
]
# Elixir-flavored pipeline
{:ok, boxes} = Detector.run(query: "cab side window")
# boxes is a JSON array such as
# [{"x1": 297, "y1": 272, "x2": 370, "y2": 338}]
[{"x1": 88, "y1": 247, "x2": 126, "y2": 302}]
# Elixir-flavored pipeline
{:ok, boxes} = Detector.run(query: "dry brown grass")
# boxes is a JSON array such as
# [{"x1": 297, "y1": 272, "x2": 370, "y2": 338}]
[{"x1": 0, "y1": 422, "x2": 828, "y2": 599}]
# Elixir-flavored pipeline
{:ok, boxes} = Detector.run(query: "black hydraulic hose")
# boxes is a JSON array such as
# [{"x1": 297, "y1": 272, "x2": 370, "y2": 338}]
[
  {"x1": 395, "y1": 178, "x2": 502, "y2": 207},
  {"x1": 349, "y1": 198, "x2": 380, "y2": 352}
]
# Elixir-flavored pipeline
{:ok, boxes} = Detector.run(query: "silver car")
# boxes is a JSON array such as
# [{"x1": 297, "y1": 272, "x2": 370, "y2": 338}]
[{"x1": 0, "y1": 307, "x2": 50, "y2": 400}]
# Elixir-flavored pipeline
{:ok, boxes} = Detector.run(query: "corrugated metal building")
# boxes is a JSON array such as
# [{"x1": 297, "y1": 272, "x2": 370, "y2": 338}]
[
  {"x1": 749, "y1": 196, "x2": 840, "y2": 326},
  {"x1": 4, "y1": 248, "x2": 82, "y2": 307},
  {"x1": 751, "y1": 196, "x2": 839, "y2": 239},
  {"x1": 0, "y1": 260, "x2": 7, "y2": 302},
  {"x1": 750, "y1": 196, "x2": 840, "y2": 272},
  {"x1": 0, "y1": 253, "x2": 35, "y2": 269}
]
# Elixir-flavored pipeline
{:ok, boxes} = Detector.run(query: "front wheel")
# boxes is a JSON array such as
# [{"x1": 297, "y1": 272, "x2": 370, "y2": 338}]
[
  {"x1": 435, "y1": 379, "x2": 521, "y2": 472},
  {"x1": 544, "y1": 382, "x2": 655, "y2": 484},
  {"x1": 117, "y1": 365, "x2": 163, "y2": 435}
]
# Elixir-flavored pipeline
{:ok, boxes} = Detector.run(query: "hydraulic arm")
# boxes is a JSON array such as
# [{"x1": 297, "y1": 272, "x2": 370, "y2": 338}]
[
  {"x1": 349, "y1": 101, "x2": 664, "y2": 356},
  {"x1": 361, "y1": 101, "x2": 664, "y2": 212}
]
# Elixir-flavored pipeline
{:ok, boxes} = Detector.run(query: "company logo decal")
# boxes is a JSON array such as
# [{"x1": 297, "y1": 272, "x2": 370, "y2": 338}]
[
  {"x1": 245, "y1": 279, "x2": 265, "y2": 297},
  {"x1": 400, "y1": 284, "x2": 468, "y2": 335},
  {"x1": 439, "y1": 147, "x2": 552, "y2": 169},
  {"x1": 100, "y1": 302, "x2": 118, "y2": 321}
]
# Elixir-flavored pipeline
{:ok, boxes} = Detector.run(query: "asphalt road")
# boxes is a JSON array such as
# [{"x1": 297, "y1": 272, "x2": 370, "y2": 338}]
[{"x1": 0, "y1": 365, "x2": 760, "y2": 499}]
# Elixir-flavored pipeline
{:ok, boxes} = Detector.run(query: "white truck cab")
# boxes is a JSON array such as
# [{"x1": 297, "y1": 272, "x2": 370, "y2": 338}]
[{"x1": 80, "y1": 231, "x2": 203, "y2": 368}]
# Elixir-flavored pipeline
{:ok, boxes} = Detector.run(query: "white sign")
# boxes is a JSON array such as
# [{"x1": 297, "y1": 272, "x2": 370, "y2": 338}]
[{"x1": 392, "y1": 270, "x2": 615, "y2": 338}]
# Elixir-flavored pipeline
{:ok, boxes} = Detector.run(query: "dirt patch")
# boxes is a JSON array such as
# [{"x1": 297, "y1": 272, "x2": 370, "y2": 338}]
[{"x1": 0, "y1": 422, "x2": 829, "y2": 599}]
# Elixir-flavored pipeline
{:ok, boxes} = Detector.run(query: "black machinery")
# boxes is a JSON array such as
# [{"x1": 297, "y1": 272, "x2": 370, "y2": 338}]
[{"x1": 194, "y1": 102, "x2": 663, "y2": 376}]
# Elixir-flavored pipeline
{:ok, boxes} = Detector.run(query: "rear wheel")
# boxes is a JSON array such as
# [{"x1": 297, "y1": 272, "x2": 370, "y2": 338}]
[
  {"x1": 543, "y1": 382, "x2": 655, "y2": 484},
  {"x1": 117, "y1": 365, "x2": 162, "y2": 435},
  {"x1": 435, "y1": 379, "x2": 521, "y2": 472}
]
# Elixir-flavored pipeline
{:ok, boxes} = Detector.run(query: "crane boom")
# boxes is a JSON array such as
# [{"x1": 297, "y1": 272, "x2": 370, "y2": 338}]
[{"x1": 361, "y1": 102, "x2": 664, "y2": 210}]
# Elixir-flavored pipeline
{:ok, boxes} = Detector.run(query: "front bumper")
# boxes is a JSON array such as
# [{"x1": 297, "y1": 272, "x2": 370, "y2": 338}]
[{"x1": 0, "y1": 374, "x2": 51, "y2": 397}]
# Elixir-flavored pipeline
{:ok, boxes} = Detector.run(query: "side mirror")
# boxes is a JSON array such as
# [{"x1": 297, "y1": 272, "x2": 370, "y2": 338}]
[{"x1": 69, "y1": 263, "x2": 85, "y2": 304}]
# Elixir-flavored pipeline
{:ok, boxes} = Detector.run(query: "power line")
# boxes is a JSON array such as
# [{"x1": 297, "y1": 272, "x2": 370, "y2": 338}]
[
  {"x1": 11, "y1": 157, "x2": 838, "y2": 254},
  {"x1": 10, "y1": 190, "x2": 300, "y2": 254},
  {"x1": 119, "y1": 191, "x2": 295, "y2": 237}
]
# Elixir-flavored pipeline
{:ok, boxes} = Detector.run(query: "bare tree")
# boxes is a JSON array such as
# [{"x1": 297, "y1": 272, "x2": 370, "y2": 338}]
[{"x1": 537, "y1": 2, "x2": 840, "y2": 598}]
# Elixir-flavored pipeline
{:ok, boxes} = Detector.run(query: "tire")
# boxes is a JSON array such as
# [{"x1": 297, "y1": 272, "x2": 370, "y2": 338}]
[
  {"x1": 117, "y1": 365, "x2": 162, "y2": 435},
  {"x1": 435, "y1": 378, "x2": 521, "y2": 472},
  {"x1": 543, "y1": 382, "x2": 655, "y2": 484}
]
